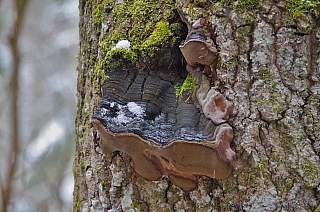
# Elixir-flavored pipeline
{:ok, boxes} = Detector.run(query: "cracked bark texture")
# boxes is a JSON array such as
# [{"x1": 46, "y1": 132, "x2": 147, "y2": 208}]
[{"x1": 74, "y1": 0, "x2": 320, "y2": 211}]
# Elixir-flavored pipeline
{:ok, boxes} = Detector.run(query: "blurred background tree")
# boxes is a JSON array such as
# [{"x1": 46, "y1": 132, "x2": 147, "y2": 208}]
[{"x1": 0, "y1": 0, "x2": 78, "y2": 211}]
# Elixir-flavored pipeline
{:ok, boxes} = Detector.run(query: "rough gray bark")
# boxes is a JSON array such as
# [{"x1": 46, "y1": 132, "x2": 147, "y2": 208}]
[{"x1": 74, "y1": 0, "x2": 320, "y2": 211}]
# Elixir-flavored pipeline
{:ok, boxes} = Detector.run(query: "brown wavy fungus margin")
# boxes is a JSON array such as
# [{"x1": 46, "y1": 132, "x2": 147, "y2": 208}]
[{"x1": 92, "y1": 119, "x2": 235, "y2": 192}]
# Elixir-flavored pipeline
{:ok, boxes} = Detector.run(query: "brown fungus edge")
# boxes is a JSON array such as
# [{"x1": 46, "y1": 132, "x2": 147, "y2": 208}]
[{"x1": 92, "y1": 118, "x2": 235, "y2": 192}]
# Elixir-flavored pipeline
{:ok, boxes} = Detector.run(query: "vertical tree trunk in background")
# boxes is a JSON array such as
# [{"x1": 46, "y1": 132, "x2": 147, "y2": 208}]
[
  {"x1": 74, "y1": 0, "x2": 320, "y2": 211},
  {"x1": 1, "y1": 1, "x2": 29, "y2": 211}
]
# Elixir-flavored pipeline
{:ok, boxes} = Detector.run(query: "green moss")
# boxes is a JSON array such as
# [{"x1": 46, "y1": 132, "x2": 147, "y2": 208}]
[
  {"x1": 235, "y1": 0, "x2": 262, "y2": 10},
  {"x1": 304, "y1": 94, "x2": 320, "y2": 140},
  {"x1": 131, "y1": 197, "x2": 148, "y2": 211},
  {"x1": 221, "y1": 53, "x2": 241, "y2": 70},
  {"x1": 140, "y1": 21, "x2": 174, "y2": 56},
  {"x1": 174, "y1": 74, "x2": 198, "y2": 98},
  {"x1": 254, "y1": 68, "x2": 290, "y2": 119},
  {"x1": 104, "y1": 0, "x2": 114, "y2": 6},
  {"x1": 301, "y1": 159, "x2": 320, "y2": 188},
  {"x1": 186, "y1": 4, "x2": 204, "y2": 20},
  {"x1": 97, "y1": 47, "x2": 138, "y2": 71},
  {"x1": 96, "y1": 0, "x2": 182, "y2": 73},
  {"x1": 79, "y1": 160, "x2": 86, "y2": 170},
  {"x1": 257, "y1": 157, "x2": 271, "y2": 183},
  {"x1": 236, "y1": 25, "x2": 252, "y2": 42},
  {"x1": 93, "y1": 4, "x2": 103, "y2": 24},
  {"x1": 285, "y1": 0, "x2": 320, "y2": 18},
  {"x1": 189, "y1": 0, "x2": 210, "y2": 5},
  {"x1": 74, "y1": 200, "x2": 87, "y2": 211},
  {"x1": 101, "y1": 179, "x2": 107, "y2": 186},
  {"x1": 238, "y1": 155, "x2": 268, "y2": 199},
  {"x1": 92, "y1": 0, "x2": 115, "y2": 24},
  {"x1": 219, "y1": 0, "x2": 262, "y2": 12},
  {"x1": 91, "y1": 64, "x2": 108, "y2": 96},
  {"x1": 99, "y1": 21, "x2": 173, "y2": 69},
  {"x1": 114, "y1": 186, "x2": 124, "y2": 199},
  {"x1": 269, "y1": 120, "x2": 320, "y2": 195},
  {"x1": 221, "y1": 0, "x2": 319, "y2": 19}
]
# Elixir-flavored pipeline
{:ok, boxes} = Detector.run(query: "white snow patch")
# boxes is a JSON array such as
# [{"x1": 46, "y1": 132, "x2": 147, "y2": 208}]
[
  {"x1": 112, "y1": 40, "x2": 130, "y2": 50},
  {"x1": 127, "y1": 102, "x2": 144, "y2": 117},
  {"x1": 110, "y1": 102, "x2": 145, "y2": 125},
  {"x1": 113, "y1": 110, "x2": 131, "y2": 124},
  {"x1": 111, "y1": 104, "x2": 129, "y2": 124}
]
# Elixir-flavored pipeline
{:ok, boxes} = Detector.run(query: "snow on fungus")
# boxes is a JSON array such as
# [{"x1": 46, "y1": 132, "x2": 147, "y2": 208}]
[
  {"x1": 127, "y1": 102, "x2": 144, "y2": 117},
  {"x1": 112, "y1": 39, "x2": 130, "y2": 50},
  {"x1": 92, "y1": 118, "x2": 235, "y2": 192}
]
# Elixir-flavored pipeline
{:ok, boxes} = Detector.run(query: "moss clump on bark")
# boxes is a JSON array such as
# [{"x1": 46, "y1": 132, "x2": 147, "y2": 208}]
[
  {"x1": 93, "y1": 4, "x2": 103, "y2": 24},
  {"x1": 285, "y1": 0, "x2": 320, "y2": 18},
  {"x1": 175, "y1": 73, "x2": 198, "y2": 98},
  {"x1": 230, "y1": 0, "x2": 262, "y2": 11},
  {"x1": 95, "y1": 0, "x2": 184, "y2": 73},
  {"x1": 140, "y1": 21, "x2": 174, "y2": 56}
]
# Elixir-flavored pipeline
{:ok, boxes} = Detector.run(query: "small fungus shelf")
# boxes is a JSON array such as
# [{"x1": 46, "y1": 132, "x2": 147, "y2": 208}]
[
  {"x1": 179, "y1": 39, "x2": 217, "y2": 66},
  {"x1": 179, "y1": 17, "x2": 218, "y2": 67}
]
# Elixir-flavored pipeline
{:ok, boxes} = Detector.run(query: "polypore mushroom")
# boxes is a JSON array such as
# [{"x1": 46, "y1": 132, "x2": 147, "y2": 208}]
[
  {"x1": 179, "y1": 18, "x2": 217, "y2": 67},
  {"x1": 143, "y1": 149, "x2": 199, "y2": 192},
  {"x1": 92, "y1": 67, "x2": 235, "y2": 192},
  {"x1": 194, "y1": 73, "x2": 233, "y2": 125},
  {"x1": 197, "y1": 87, "x2": 233, "y2": 125},
  {"x1": 179, "y1": 39, "x2": 217, "y2": 66},
  {"x1": 92, "y1": 118, "x2": 235, "y2": 192}
]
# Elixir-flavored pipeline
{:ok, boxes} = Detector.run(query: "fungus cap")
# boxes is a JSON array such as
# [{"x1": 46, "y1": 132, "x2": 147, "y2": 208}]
[
  {"x1": 201, "y1": 88, "x2": 233, "y2": 125},
  {"x1": 92, "y1": 118, "x2": 235, "y2": 192},
  {"x1": 179, "y1": 39, "x2": 217, "y2": 66},
  {"x1": 197, "y1": 87, "x2": 233, "y2": 125}
]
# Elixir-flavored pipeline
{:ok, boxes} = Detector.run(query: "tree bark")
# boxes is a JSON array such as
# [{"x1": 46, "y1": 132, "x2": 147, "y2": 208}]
[{"x1": 74, "y1": 0, "x2": 320, "y2": 211}]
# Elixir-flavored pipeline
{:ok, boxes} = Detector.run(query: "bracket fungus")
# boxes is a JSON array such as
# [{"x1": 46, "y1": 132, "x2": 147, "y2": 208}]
[
  {"x1": 179, "y1": 40, "x2": 217, "y2": 66},
  {"x1": 197, "y1": 86, "x2": 233, "y2": 125},
  {"x1": 92, "y1": 118, "x2": 235, "y2": 192},
  {"x1": 202, "y1": 89, "x2": 233, "y2": 125},
  {"x1": 179, "y1": 18, "x2": 218, "y2": 67},
  {"x1": 92, "y1": 67, "x2": 236, "y2": 192},
  {"x1": 92, "y1": 17, "x2": 236, "y2": 192}
]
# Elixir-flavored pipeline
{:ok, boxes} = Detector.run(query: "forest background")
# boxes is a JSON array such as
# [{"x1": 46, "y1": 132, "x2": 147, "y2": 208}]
[{"x1": 0, "y1": 0, "x2": 78, "y2": 211}]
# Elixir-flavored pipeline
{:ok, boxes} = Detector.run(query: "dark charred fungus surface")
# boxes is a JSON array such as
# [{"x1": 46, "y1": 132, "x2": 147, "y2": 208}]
[{"x1": 92, "y1": 18, "x2": 235, "y2": 192}]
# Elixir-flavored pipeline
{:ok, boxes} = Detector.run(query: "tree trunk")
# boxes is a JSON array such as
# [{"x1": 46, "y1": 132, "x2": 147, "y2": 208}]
[{"x1": 73, "y1": 0, "x2": 320, "y2": 211}]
